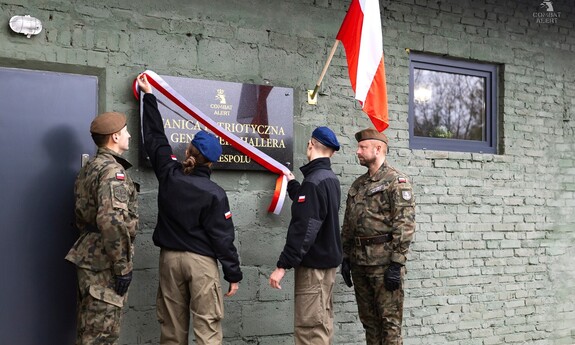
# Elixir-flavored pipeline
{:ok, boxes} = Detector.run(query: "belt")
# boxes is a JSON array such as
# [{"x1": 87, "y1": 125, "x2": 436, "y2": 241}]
[
  {"x1": 83, "y1": 224, "x2": 99, "y2": 233},
  {"x1": 355, "y1": 233, "x2": 393, "y2": 246}
]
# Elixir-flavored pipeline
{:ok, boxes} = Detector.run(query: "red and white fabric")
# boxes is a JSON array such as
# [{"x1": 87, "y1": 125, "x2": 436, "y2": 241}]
[
  {"x1": 336, "y1": 0, "x2": 389, "y2": 132},
  {"x1": 133, "y1": 70, "x2": 289, "y2": 214}
]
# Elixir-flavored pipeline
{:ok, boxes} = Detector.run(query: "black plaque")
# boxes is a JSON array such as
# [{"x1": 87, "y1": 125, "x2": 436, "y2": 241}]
[{"x1": 140, "y1": 75, "x2": 294, "y2": 171}]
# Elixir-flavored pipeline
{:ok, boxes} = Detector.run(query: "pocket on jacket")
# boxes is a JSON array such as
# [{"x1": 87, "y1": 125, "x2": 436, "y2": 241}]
[
  {"x1": 359, "y1": 242, "x2": 392, "y2": 266},
  {"x1": 302, "y1": 218, "x2": 322, "y2": 254}
]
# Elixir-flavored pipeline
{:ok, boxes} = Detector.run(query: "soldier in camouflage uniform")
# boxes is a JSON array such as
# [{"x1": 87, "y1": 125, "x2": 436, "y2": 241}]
[
  {"x1": 66, "y1": 112, "x2": 139, "y2": 345},
  {"x1": 340, "y1": 128, "x2": 415, "y2": 345}
]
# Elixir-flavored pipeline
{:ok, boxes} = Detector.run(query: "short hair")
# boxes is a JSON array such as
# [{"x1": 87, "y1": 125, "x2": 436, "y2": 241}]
[
  {"x1": 311, "y1": 138, "x2": 335, "y2": 154},
  {"x1": 91, "y1": 133, "x2": 112, "y2": 148}
]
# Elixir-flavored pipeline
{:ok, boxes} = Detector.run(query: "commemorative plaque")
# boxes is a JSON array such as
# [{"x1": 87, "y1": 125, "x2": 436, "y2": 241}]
[{"x1": 140, "y1": 75, "x2": 294, "y2": 171}]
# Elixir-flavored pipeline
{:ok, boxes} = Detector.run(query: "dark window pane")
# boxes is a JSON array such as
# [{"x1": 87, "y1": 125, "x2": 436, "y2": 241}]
[{"x1": 413, "y1": 69, "x2": 486, "y2": 141}]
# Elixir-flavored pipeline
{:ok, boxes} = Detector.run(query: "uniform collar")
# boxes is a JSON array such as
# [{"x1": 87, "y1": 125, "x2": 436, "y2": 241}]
[
  {"x1": 300, "y1": 157, "x2": 331, "y2": 177},
  {"x1": 191, "y1": 165, "x2": 212, "y2": 178},
  {"x1": 366, "y1": 161, "x2": 388, "y2": 182},
  {"x1": 98, "y1": 147, "x2": 132, "y2": 170}
]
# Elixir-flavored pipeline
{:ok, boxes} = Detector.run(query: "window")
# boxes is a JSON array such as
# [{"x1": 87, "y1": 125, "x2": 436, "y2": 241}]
[{"x1": 408, "y1": 53, "x2": 499, "y2": 153}]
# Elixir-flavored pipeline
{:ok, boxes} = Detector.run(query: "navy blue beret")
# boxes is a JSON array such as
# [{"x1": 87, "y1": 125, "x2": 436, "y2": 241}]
[
  {"x1": 312, "y1": 126, "x2": 340, "y2": 151},
  {"x1": 191, "y1": 130, "x2": 222, "y2": 162}
]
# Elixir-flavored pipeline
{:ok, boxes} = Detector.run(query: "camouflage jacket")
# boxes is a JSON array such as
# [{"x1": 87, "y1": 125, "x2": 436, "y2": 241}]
[
  {"x1": 65, "y1": 147, "x2": 139, "y2": 275},
  {"x1": 341, "y1": 161, "x2": 415, "y2": 266}
]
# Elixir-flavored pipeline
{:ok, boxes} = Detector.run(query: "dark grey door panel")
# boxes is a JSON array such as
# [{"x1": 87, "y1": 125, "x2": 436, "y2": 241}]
[{"x1": 0, "y1": 67, "x2": 98, "y2": 345}]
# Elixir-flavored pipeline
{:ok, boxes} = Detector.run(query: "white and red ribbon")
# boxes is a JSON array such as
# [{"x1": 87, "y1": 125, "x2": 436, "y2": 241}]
[{"x1": 133, "y1": 70, "x2": 290, "y2": 214}]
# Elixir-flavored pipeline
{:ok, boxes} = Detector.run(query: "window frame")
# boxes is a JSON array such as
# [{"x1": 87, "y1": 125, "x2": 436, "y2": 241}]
[{"x1": 408, "y1": 53, "x2": 499, "y2": 154}]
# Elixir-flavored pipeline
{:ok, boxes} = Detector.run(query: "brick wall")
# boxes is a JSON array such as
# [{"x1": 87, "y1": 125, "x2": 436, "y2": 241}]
[{"x1": 1, "y1": 0, "x2": 574, "y2": 344}]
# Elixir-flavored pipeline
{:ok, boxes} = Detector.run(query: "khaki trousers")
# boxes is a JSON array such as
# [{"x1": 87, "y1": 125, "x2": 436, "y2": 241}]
[
  {"x1": 294, "y1": 266, "x2": 336, "y2": 345},
  {"x1": 156, "y1": 250, "x2": 224, "y2": 345}
]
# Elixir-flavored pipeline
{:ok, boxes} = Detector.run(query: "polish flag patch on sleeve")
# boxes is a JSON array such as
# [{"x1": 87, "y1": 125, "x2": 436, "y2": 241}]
[
  {"x1": 170, "y1": 155, "x2": 178, "y2": 161},
  {"x1": 224, "y1": 211, "x2": 232, "y2": 219},
  {"x1": 398, "y1": 177, "x2": 407, "y2": 183},
  {"x1": 298, "y1": 195, "x2": 306, "y2": 203},
  {"x1": 116, "y1": 172, "x2": 125, "y2": 180}
]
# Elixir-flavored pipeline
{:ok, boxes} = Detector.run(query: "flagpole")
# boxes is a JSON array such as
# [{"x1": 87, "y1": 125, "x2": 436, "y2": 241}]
[{"x1": 309, "y1": 40, "x2": 340, "y2": 102}]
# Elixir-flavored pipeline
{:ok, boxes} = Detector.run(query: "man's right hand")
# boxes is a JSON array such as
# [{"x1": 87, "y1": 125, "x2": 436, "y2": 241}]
[
  {"x1": 137, "y1": 73, "x2": 152, "y2": 94},
  {"x1": 269, "y1": 268, "x2": 286, "y2": 289},
  {"x1": 341, "y1": 258, "x2": 353, "y2": 287}
]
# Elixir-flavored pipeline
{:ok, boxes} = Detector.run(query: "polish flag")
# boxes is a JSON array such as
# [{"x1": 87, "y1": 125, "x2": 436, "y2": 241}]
[{"x1": 336, "y1": 0, "x2": 389, "y2": 132}]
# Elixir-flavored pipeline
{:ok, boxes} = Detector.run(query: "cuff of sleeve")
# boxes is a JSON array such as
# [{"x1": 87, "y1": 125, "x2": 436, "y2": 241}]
[
  {"x1": 391, "y1": 253, "x2": 407, "y2": 265},
  {"x1": 114, "y1": 262, "x2": 132, "y2": 276},
  {"x1": 287, "y1": 180, "x2": 299, "y2": 188},
  {"x1": 276, "y1": 260, "x2": 291, "y2": 270},
  {"x1": 224, "y1": 272, "x2": 243, "y2": 283}
]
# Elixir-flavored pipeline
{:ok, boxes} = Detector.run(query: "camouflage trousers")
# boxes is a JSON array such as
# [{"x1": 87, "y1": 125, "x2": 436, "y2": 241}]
[
  {"x1": 76, "y1": 268, "x2": 127, "y2": 345},
  {"x1": 351, "y1": 264, "x2": 405, "y2": 345}
]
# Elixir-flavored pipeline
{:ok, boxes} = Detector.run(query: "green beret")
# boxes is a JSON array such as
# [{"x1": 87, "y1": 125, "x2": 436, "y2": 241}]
[
  {"x1": 355, "y1": 128, "x2": 388, "y2": 144},
  {"x1": 90, "y1": 112, "x2": 127, "y2": 135}
]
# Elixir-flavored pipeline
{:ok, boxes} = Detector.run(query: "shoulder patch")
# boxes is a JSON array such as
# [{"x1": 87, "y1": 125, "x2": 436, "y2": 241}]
[
  {"x1": 113, "y1": 185, "x2": 129, "y2": 203},
  {"x1": 398, "y1": 177, "x2": 407, "y2": 183},
  {"x1": 225, "y1": 211, "x2": 232, "y2": 219},
  {"x1": 116, "y1": 172, "x2": 125, "y2": 180},
  {"x1": 401, "y1": 190, "x2": 412, "y2": 201},
  {"x1": 297, "y1": 195, "x2": 306, "y2": 203},
  {"x1": 170, "y1": 155, "x2": 178, "y2": 161}
]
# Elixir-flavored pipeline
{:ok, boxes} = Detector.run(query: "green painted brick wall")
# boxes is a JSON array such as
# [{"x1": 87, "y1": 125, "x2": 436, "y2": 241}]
[{"x1": 1, "y1": 0, "x2": 574, "y2": 344}]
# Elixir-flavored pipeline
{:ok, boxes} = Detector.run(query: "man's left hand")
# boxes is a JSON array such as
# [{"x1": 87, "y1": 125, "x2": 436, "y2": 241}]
[
  {"x1": 225, "y1": 282, "x2": 239, "y2": 297},
  {"x1": 384, "y1": 262, "x2": 402, "y2": 291},
  {"x1": 114, "y1": 271, "x2": 133, "y2": 296}
]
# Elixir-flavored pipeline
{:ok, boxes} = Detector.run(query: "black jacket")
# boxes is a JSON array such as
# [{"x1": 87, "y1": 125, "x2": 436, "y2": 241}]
[
  {"x1": 142, "y1": 93, "x2": 242, "y2": 283},
  {"x1": 277, "y1": 157, "x2": 342, "y2": 269}
]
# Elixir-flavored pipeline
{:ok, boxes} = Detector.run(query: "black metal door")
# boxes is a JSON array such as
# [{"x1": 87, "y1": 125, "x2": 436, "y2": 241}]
[{"x1": 0, "y1": 67, "x2": 98, "y2": 345}]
